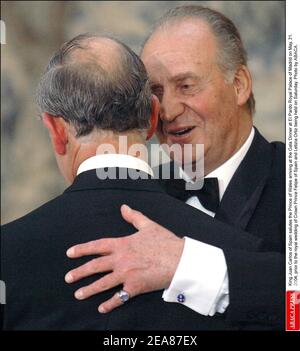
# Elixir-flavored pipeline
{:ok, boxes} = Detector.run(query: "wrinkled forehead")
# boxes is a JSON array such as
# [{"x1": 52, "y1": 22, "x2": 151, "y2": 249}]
[{"x1": 141, "y1": 20, "x2": 217, "y2": 82}]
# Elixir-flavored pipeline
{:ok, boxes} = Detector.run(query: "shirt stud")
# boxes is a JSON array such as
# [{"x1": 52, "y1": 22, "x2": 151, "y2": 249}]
[{"x1": 177, "y1": 293, "x2": 185, "y2": 303}]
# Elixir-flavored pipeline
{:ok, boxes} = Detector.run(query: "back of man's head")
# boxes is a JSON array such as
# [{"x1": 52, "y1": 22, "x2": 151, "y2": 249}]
[{"x1": 37, "y1": 33, "x2": 152, "y2": 137}]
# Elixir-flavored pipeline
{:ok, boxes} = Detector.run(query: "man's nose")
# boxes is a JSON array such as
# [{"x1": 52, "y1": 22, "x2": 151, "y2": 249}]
[{"x1": 160, "y1": 90, "x2": 184, "y2": 122}]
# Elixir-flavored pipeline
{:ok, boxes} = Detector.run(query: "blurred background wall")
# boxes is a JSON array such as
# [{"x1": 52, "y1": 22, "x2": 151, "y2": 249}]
[{"x1": 1, "y1": 1, "x2": 285, "y2": 224}]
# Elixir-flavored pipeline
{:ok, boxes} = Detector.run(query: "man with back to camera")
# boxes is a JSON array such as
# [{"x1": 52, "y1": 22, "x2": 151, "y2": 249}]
[
  {"x1": 65, "y1": 5, "x2": 285, "y2": 330},
  {"x1": 1, "y1": 32, "x2": 268, "y2": 330}
]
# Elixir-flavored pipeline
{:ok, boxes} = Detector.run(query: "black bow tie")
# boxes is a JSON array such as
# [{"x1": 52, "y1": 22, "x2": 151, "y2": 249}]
[{"x1": 163, "y1": 177, "x2": 220, "y2": 213}]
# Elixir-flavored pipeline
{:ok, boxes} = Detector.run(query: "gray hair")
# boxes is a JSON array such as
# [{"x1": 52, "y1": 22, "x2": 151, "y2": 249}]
[
  {"x1": 144, "y1": 5, "x2": 255, "y2": 115},
  {"x1": 37, "y1": 33, "x2": 152, "y2": 137}
]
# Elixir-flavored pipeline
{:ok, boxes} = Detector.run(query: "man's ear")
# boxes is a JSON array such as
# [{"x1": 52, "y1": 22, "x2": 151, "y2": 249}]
[
  {"x1": 233, "y1": 65, "x2": 252, "y2": 108},
  {"x1": 42, "y1": 112, "x2": 68, "y2": 155},
  {"x1": 146, "y1": 95, "x2": 160, "y2": 140}
]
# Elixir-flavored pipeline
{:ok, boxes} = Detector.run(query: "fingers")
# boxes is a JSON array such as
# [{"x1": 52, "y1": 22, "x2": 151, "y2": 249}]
[
  {"x1": 99, "y1": 285, "x2": 134, "y2": 313},
  {"x1": 121, "y1": 204, "x2": 153, "y2": 230},
  {"x1": 74, "y1": 272, "x2": 122, "y2": 300},
  {"x1": 65, "y1": 256, "x2": 112, "y2": 283},
  {"x1": 67, "y1": 238, "x2": 114, "y2": 258}
]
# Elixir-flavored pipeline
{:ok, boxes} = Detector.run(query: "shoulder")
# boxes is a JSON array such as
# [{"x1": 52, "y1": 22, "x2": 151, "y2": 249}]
[
  {"x1": 253, "y1": 128, "x2": 285, "y2": 172},
  {"x1": 269, "y1": 140, "x2": 285, "y2": 175},
  {"x1": 270, "y1": 140, "x2": 285, "y2": 160},
  {"x1": 1, "y1": 193, "x2": 66, "y2": 241}
]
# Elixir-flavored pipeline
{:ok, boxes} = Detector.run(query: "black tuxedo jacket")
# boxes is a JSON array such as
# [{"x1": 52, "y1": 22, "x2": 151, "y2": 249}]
[{"x1": 1, "y1": 129, "x2": 284, "y2": 330}]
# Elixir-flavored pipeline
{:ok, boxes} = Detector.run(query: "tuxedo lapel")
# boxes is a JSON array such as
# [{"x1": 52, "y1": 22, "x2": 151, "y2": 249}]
[{"x1": 215, "y1": 128, "x2": 273, "y2": 229}]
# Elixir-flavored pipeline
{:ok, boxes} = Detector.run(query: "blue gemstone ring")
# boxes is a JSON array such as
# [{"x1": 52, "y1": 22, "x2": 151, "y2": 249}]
[
  {"x1": 177, "y1": 293, "x2": 185, "y2": 303},
  {"x1": 117, "y1": 289, "x2": 130, "y2": 303}
]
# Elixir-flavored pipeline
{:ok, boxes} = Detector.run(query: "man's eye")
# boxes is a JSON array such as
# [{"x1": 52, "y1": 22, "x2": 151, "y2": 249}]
[{"x1": 181, "y1": 84, "x2": 192, "y2": 91}]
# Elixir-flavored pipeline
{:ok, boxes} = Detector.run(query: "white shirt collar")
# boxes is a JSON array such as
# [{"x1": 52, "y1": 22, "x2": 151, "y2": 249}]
[
  {"x1": 181, "y1": 127, "x2": 255, "y2": 201},
  {"x1": 77, "y1": 154, "x2": 154, "y2": 177}
]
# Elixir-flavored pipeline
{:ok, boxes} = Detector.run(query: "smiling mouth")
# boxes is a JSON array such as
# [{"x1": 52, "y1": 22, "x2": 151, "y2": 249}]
[{"x1": 167, "y1": 126, "x2": 196, "y2": 137}]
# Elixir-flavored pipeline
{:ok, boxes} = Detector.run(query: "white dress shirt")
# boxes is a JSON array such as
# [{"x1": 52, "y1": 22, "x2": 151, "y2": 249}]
[{"x1": 162, "y1": 128, "x2": 255, "y2": 316}]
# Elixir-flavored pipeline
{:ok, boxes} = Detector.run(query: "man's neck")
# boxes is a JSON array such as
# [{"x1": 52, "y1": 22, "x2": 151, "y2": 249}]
[{"x1": 70, "y1": 133, "x2": 147, "y2": 182}]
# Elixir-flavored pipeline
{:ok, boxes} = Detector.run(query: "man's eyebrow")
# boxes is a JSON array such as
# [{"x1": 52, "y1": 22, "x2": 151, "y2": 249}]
[
  {"x1": 170, "y1": 72, "x2": 199, "y2": 82},
  {"x1": 149, "y1": 72, "x2": 200, "y2": 86}
]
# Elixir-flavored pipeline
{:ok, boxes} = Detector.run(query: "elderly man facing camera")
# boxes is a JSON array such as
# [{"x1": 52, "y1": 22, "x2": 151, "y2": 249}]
[
  {"x1": 65, "y1": 6, "x2": 285, "y2": 330},
  {"x1": 1, "y1": 33, "x2": 266, "y2": 330}
]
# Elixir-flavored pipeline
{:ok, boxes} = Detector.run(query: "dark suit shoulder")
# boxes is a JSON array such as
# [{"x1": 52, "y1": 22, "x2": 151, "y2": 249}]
[
  {"x1": 1, "y1": 193, "x2": 66, "y2": 238},
  {"x1": 269, "y1": 140, "x2": 285, "y2": 183},
  {"x1": 270, "y1": 140, "x2": 285, "y2": 155}
]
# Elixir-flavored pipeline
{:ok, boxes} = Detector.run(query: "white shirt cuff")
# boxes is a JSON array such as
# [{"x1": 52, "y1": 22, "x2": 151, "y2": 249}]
[{"x1": 162, "y1": 237, "x2": 229, "y2": 316}]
